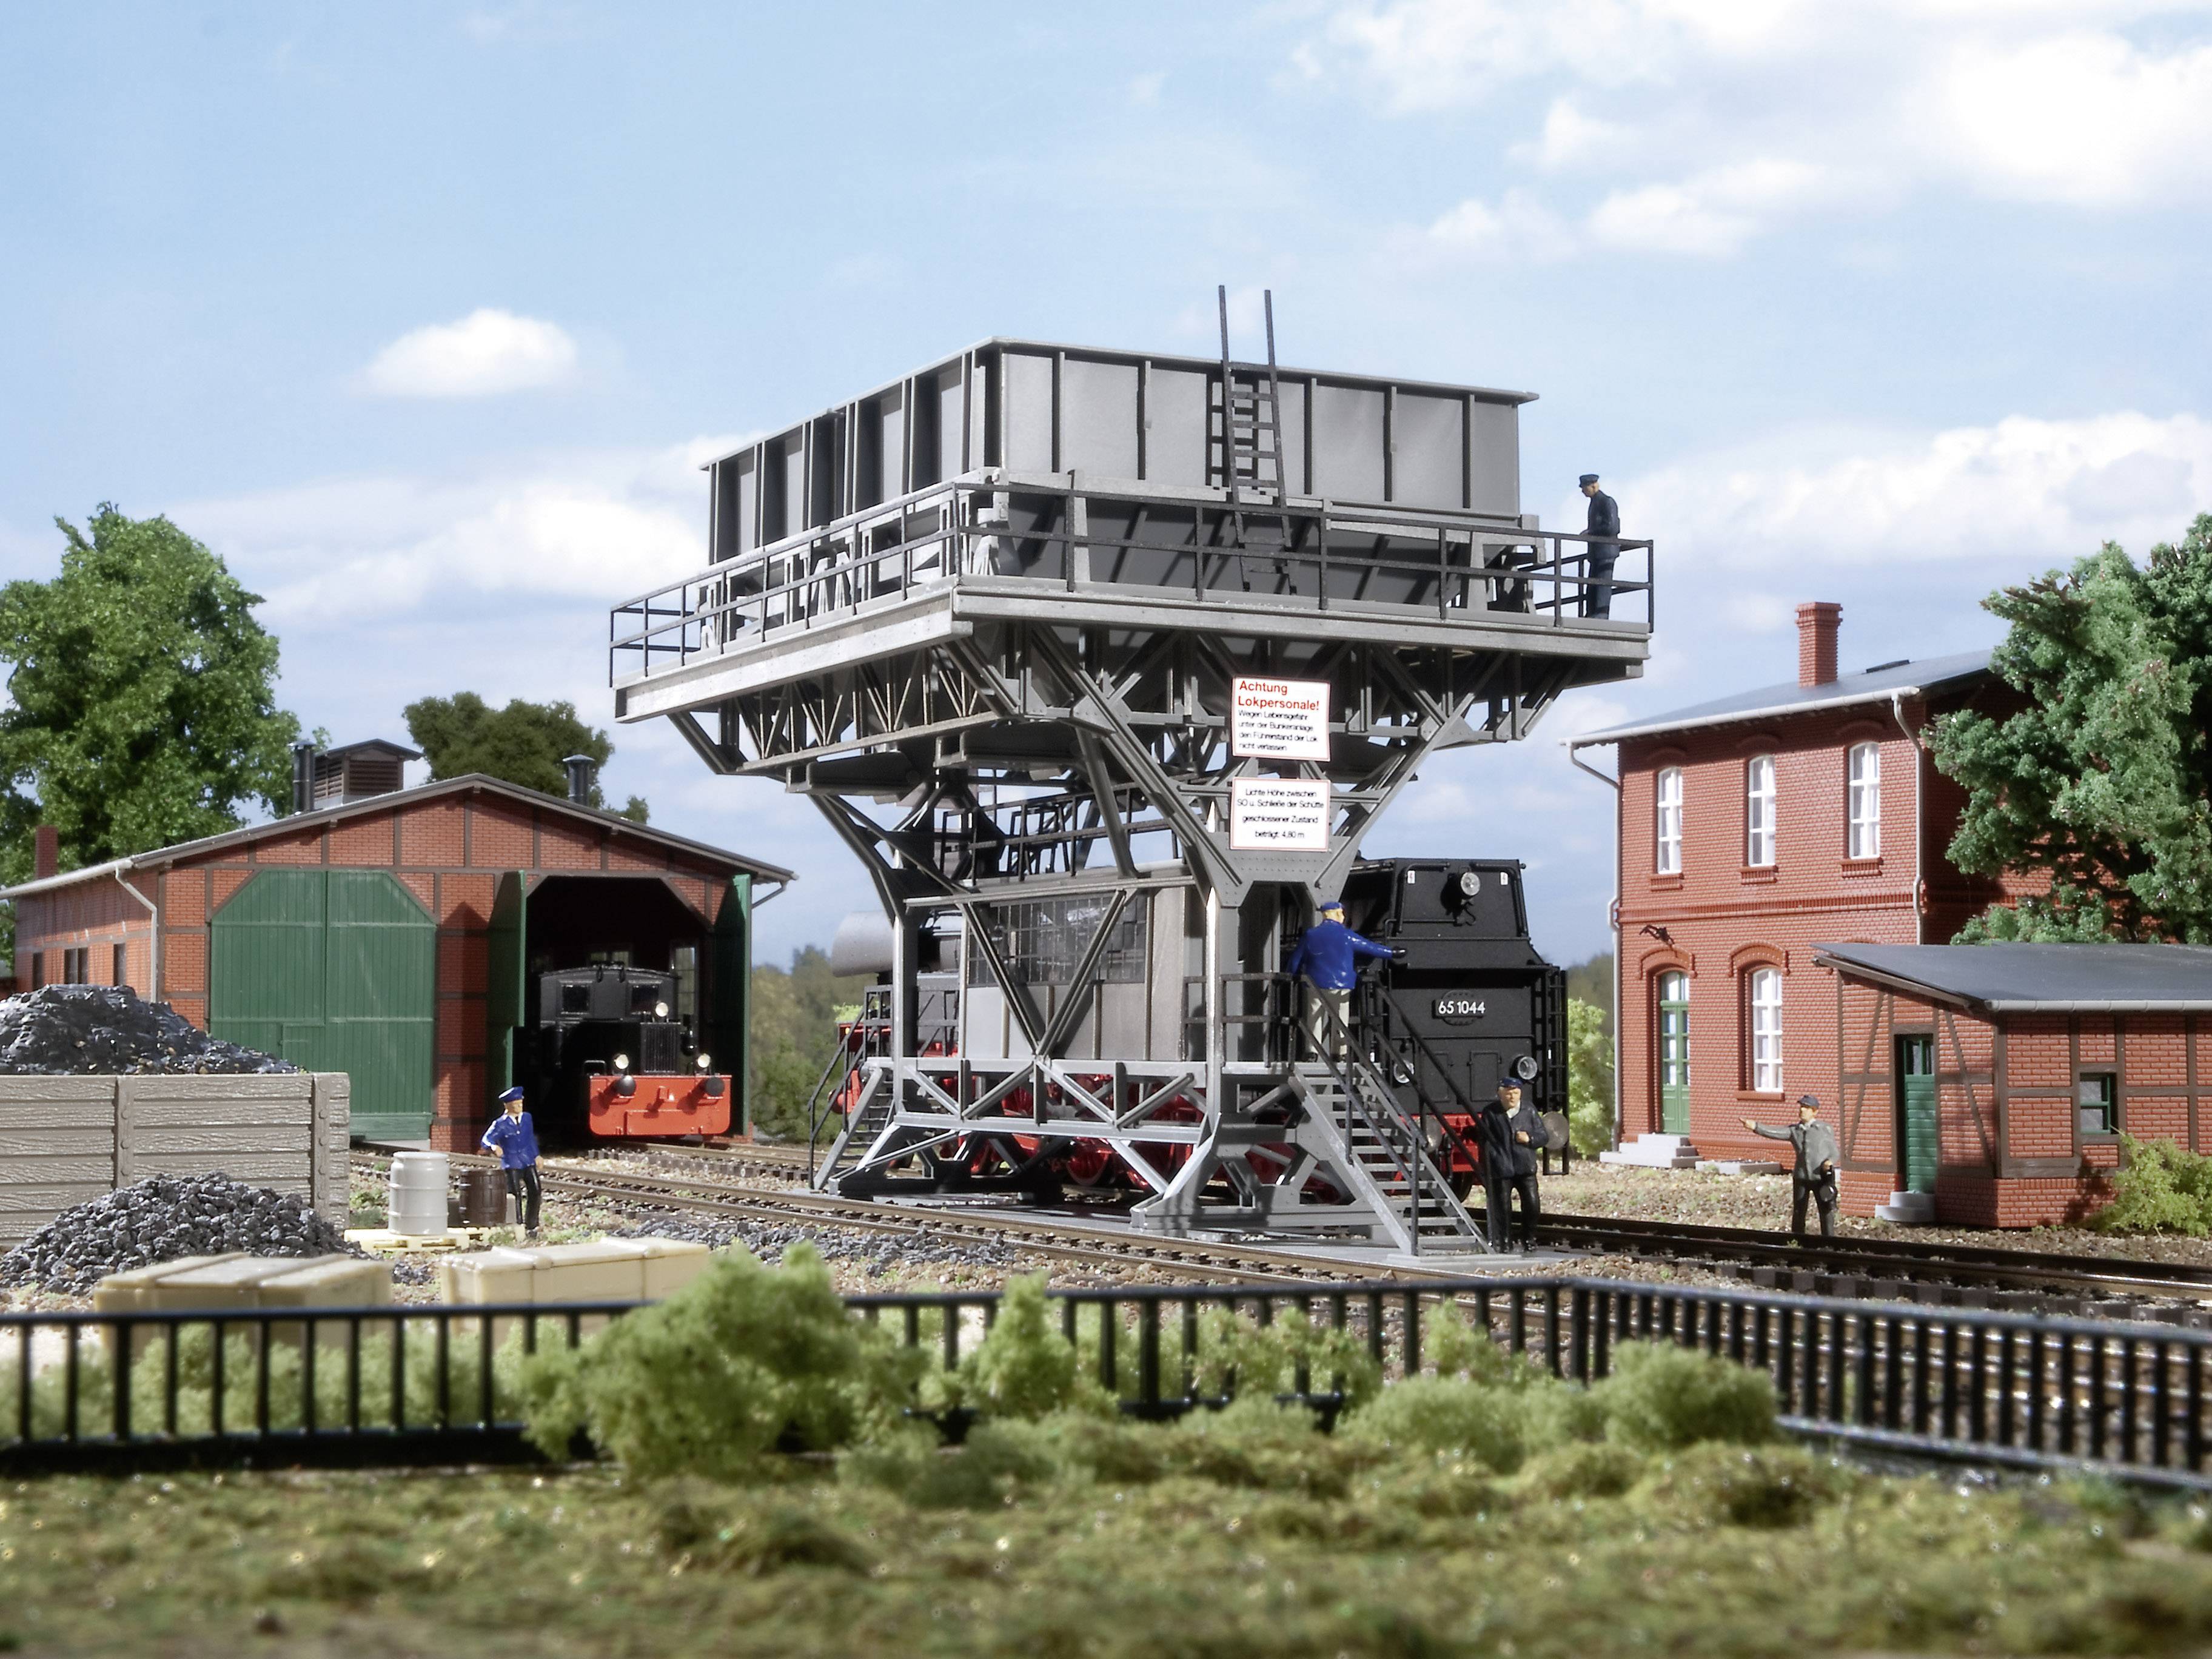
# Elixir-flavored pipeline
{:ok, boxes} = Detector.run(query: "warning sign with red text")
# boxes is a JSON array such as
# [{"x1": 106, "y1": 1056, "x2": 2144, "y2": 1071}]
[{"x1": 1231, "y1": 677, "x2": 1331, "y2": 762}]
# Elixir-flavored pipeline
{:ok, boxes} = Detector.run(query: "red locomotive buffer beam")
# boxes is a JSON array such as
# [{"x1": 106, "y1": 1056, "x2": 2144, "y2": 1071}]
[{"x1": 586, "y1": 1073, "x2": 733, "y2": 1139}]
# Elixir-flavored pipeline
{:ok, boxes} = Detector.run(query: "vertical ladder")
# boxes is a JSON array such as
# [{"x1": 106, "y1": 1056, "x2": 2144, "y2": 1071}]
[{"x1": 1216, "y1": 285, "x2": 1293, "y2": 589}]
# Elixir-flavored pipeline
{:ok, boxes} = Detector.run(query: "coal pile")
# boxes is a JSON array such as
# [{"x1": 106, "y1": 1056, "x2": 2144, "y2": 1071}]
[
  {"x1": 0, "y1": 1173, "x2": 358, "y2": 1294},
  {"x1": 614, "y1": 1215, "x2": 1023, "y2": 1275},
  {"x1": 0, "y1": 985, "x2": 297, "y2": 1076}
]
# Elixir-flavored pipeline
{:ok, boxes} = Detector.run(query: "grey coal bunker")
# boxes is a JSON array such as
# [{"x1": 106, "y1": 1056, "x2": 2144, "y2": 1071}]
[
  {"x1": 0, "y1": 985, "x2": 296, "y2": 1076},
  {"x1": 0, "y1": 1173, "x2": 358, "y2": 1294}
]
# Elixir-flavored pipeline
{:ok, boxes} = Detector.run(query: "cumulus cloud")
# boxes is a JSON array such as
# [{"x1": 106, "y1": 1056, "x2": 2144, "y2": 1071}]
[
  {"x1": 360, "y1": 308, "x2": 581, "y2": 398},
  {"x1": 1312, "y1": 0, "x2": 2212, "y2": 258}
]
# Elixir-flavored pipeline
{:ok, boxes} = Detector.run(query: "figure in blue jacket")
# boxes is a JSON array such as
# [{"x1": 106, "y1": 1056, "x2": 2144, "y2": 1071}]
[
  {"x1": 480, "y1": 1085, "x2": 541, "y2": 1235},
  {"x1": 1286, "y1": 902, "x2": 1396, "y2": 1058}
]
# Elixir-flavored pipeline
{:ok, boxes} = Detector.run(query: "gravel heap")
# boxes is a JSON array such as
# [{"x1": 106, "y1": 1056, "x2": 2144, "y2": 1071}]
[
  {"x1": 614, "y1": 1214, "x2": 1024, "y2": 1275},
  {"x1": 0, "y1": 985, "x2": 296, "y2": 1076},
  {"x1": 0, "y1": 1173, "x2": 358, "y2": 1293}
]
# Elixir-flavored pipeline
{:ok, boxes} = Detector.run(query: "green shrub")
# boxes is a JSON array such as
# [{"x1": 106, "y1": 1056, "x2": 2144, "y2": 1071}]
[
  {"x1": 841, "y1": 1420, "x2": 1053, "y2": 1510},
  {"x1": 1521, "y1": 1375, "x2": 1612, "y2": 1448},
  {"x1": 2093, "y1": 1136, "x2": 2212, "y2": 1236},
  {"x1": 517, "y1": 1243, "x2": 923, "y2": 1479},
  {"x1": 1187, "y1": 1305, "x2": 1383, "y2": 1409},
  {"x1": 1595, "y1": 1341, "x2": 1777, "y2": 1453},
  {"x1": 1632, "y1": 1444, "x2": 1852, "y2": 1529},
  {"x1": 1339, "y1": 1376, "x2": 1528, "y2": 1473},
  {"x1": 1169, "y1": 1395, "x2": 1380, "y2": 1498},
  {"x1": 1514, "y1": 1440, "x2": 1644, "y2": 1502},
  {"x1": 939, "y1": 1276, "x2": 1110, "y2": 1420},
  {"x1": 1421, "y1": 1299, "x2": 1539, "y2": 1386}
]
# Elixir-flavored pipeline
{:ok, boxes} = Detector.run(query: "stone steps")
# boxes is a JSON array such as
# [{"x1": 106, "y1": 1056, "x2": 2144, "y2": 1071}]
[{"x1": 1599, "y1": 1133, "x2": 1702, "y2": 1170}]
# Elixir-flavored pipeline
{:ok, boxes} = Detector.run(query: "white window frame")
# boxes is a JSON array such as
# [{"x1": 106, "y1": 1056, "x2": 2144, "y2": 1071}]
[
  {"x1": 1847, "y1": 741, "x2": 1881, "y2": 859},
  {"x1": 1749, "y1": 967, "x2": 1783, "y2": 1093},
  {"x1": 1654, "y1": 766, "x2": 1683, "y2": 875},
  {"x1": 1745, "y1": 754, "x2": 1777, "y2": 868}
]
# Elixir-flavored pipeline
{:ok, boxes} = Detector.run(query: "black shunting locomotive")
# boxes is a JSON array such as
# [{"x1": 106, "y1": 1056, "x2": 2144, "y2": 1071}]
[
  {"x1": 529, "y1": 964, "x2": 730, "y2": 1140},
  {"x1": 1336, "y1": 857, "x2": 1569, "y2": 1187}
]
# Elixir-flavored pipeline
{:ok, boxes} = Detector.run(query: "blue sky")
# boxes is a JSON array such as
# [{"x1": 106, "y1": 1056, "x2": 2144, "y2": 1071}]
[{"x1": 4, "y1": 1, "x2": 2210, "y2": 968}]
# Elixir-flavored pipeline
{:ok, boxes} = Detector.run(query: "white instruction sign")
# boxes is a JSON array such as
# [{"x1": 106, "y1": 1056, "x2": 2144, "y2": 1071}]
[
  {"x1": 1232, "y1": 677, "x2": 1331, "y2": 761},
  {"x1": 1229, "y1": 777, "x2": 1332, "y2": 852}
]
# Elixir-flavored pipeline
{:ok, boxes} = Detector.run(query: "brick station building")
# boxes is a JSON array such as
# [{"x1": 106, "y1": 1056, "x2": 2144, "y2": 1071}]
[
  {"x1": 1, "y1": 754, "x2": 791, "y2": 1150},
  {"x1": 1812, "y1": 943, "x2": 2212, "y2": 1227},
  {"x1": 1571, "y1": 603, "x2": 2041, "y2": 1218}
]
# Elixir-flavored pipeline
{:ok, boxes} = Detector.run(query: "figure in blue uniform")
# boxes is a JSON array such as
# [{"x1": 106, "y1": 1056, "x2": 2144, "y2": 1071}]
[
  {"x1": 1286, "y1": 902, "x2": 1397, "y2": 1058},
  {"x1": 481, "y1": 1085, "x2": 541, "y2": 1235}
]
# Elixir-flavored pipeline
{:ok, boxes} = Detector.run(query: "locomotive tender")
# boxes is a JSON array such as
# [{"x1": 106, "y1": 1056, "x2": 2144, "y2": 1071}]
[{"x1": 528, "y1": 964, "x2": 731, "y2": 1141}]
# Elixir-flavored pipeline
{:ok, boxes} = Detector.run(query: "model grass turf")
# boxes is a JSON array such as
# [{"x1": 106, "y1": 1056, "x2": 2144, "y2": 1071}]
[{"x1": 13, "y1": 1452, "x2": 2212, "y2": 1655}]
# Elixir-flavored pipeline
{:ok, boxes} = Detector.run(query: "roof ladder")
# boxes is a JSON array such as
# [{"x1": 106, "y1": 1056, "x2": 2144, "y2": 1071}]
[{"x1": 1216, "y1": 285, "x2": 1292, "y2": 590}]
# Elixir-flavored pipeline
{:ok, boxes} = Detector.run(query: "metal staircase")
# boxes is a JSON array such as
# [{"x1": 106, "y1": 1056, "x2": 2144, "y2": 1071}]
[{"x1": 1290, "y1": 1046, "x2": 1490, "y2": 1255}]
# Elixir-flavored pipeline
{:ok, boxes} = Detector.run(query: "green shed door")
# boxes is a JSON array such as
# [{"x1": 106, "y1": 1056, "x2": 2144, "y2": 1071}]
[
  {"x1": 211, "y1": 869, "x2": 437, "y2": 1141},
  {"x1": 1897, "y1": 1034, "x2": 1938, "y2": 1195},
  {"x1": 486, "y1": 871, "x2": 527, "y2": 1108},
  {"x1": 706, "y1": 874, "x2": 752, "y2": 1133}
]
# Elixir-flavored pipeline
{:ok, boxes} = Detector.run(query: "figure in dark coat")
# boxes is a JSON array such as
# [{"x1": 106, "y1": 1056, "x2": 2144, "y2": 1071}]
[
  {"x1": 1502, "y1": 1083, "x2": 1545, "y2": 1248},
  {"x1": 1474, "y1": 1078, "x2": 1541, "y2": 1250},
  {"x1": 1579, "y1": 473, "x2": 1619, "y2": 619}
]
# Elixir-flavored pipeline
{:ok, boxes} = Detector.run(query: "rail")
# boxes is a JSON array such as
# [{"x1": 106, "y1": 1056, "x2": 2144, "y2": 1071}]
[
  {"x1": 609, "y1": 474, "x2": 1654, "y2": 685},
  {"x1": 11, "y1": 1278, "x2": 2210, "y2": 1487}
]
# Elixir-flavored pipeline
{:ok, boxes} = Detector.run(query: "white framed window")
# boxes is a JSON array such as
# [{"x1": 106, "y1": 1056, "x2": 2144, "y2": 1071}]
[
  {"x1": 1654, "y1": 766, "x2": 1683, "y2": 875},
  {"x1": 1749, "y1": 967, "x2": 1783, "y2": 1093},
  {"x1": 1847, "y1": 742, "x2": 1881, "y2": 859},
  {"x1": 1745, "y1": 755, "x2": 1777, "y2": 867}
]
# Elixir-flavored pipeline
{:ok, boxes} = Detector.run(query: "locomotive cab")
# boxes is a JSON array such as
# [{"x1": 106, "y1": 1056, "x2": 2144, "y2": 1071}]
[{"x1": 528, "y1": 964, "x2": 732, "y2": 1141}]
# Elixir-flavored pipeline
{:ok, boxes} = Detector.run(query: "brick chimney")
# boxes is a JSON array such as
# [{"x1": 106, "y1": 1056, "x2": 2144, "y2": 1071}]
[
  {"x1": 32, "y1": 824, "x2": 57, "y2": 881},
  {"x1": 1797, "y1": 602, "x2": 1841, "y2": 688}
]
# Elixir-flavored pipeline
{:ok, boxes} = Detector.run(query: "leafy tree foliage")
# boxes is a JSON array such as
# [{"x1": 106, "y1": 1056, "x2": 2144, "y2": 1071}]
[
  {"x1": 1932, "y1": 515, "x2": 2212, "y2": 942},
  {"x1": 1564, "y1": 951, "x2": 1614, "y2": 1037},
  {"x1": 1564, "y1": 997, "x2": 1615, "y2": 1156},
  {"x1": 748, "y1": 946, "x2": 874, "y2": 1140},
  {"x1": 0, "y1": 506, "x2": 301, "y2": 893},
  {"x1": 403, "y1": 691, "x2": 648, "y2": 822}
]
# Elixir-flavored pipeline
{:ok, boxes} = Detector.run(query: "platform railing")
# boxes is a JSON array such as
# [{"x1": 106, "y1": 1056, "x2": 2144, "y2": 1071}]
[
  {"x1": 610, "y1": 474, "x2": 1654, "y2": 686},
  {"x1": 15, "y1": 1278, "x2": 2202, "y2": 1487}
]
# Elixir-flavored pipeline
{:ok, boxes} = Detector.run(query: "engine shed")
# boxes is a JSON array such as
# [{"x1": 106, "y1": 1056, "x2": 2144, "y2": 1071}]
[{"x1": 1, "y1": 762, "x2": 791, "y2": 1149}]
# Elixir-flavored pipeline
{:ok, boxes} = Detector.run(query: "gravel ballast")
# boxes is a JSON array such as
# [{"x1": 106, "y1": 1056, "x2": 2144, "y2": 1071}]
[
  {"x1": 614, "y1": 1214, "x2": 1024, "y2": 1275},
  {"x1": 0, "y1": 1173, "x2": 358, "y2": 1294},
  {"x1": 0, "y1": 985, "x2": 295, "y2": 1076}
]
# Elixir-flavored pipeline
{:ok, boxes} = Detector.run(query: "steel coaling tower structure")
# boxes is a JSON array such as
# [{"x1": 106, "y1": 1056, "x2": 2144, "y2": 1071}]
[{"x1": 610, "y1": 295, "x2": 1653, "y2": 1253}]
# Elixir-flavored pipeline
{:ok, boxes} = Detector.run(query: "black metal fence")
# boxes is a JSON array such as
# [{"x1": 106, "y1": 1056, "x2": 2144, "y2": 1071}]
[{"x1": 8, "y1": 1276, "x2": 2212, "y2": 1487}]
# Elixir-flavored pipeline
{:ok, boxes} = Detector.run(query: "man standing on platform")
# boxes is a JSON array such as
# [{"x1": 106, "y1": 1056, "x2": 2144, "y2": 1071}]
[
  {"x1": 1579, "y1": 473, "x2": 1620, "y2": 618},
  {"x1": 1286, "y1": 901, "x2": 1397, "y2": 1059},
  {"x1": 1741, "y1": 1094, "x2": 1839, "y2": 1239},
  {"x1": 1500, "y1": 1076, "x2": 1544, "y2": 1250},
  {"x1": 481, "y1": 1085, "x2": 543, "y2": 1236}
]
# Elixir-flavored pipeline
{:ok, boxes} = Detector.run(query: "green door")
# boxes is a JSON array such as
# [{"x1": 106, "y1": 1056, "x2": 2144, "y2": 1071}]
[
  {"x1": 1897, "y1": 1034, "x2": 1937, "y2": 1193},
  {"x1": 706, "y1": 874, "x2": 752, "y2": 1133},
  {"x1": 211, "y1": 869, "x2": 437, "y2": 1141},
  {"x1": 1658, "y1": 971, "x2": 1690, "y2": 1134},
  {"x1": 486, "y1": 871, "x2": 527, "y2": 1109}
]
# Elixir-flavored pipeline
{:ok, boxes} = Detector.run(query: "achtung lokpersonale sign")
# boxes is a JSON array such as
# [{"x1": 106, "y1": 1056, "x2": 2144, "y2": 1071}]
[
  {"x1": 1231, "y1": 677, "x2": 1331, "y2": 761},
  {"x1": 1228, "y1": 777, "x2": 1332, "y2": 852}
]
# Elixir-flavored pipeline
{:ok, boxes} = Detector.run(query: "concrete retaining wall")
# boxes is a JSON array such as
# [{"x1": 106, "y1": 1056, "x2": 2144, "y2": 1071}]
[{"x1": 0, "y1": 1073, "x2": 350, "y2": 1245}]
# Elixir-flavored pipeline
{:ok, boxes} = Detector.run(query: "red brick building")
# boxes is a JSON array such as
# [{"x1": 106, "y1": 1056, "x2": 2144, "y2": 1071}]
[
  {"x1": 1, "y1": 767, "x2": 791, "y2": 1151},
  {"x1": 1571, "y1": 603, "x2": 2034, "y2": 1218},
  {"x1": 1814, "y1": 943, "x2": 2212, "y2": 1227}
]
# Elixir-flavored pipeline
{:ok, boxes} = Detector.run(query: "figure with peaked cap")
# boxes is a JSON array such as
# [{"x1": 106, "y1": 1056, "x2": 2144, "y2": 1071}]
[
  {"x1": 1286, "y1": 900, "x2": 1399, "y2": 1059},
  {"x1": 481, "y1": 1086, "x2": 542, "y2": 1236},
  {"x1": 1742, "y1": 1094, "x2": 1840, "y2": 1239},
  {"x1": 1499, "y1": 1076, "x2": 1545, "y2": 1249},
  {"x1": 1579, "y1": 473, "x2": 1620, "y2": 619}
]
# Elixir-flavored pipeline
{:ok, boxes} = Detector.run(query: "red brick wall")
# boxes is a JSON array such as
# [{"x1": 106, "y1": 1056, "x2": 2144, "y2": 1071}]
[{"x1": 12, "y1": 788, "x2": 755, "y2": 1151}]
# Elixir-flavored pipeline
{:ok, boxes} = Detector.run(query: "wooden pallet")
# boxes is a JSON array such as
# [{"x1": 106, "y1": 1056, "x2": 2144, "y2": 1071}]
[{"x1": 343, "y1": 1226, "x2": 491, "y2": 1254}]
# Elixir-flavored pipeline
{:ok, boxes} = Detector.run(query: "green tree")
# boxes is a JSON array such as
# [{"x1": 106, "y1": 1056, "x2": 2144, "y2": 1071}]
[
  {"x1": 403, "y1": 692, "x2": 648, "y2": 822},
  {"x1": 0, "y1": 505, "x2": 301, "y2": 901},
  {"x1": 1931, "y1": 514, "x2": 2212, "y2": 942},
  {"x1": 1564, "y1": 997, "x2": 1615, "y2": 1156},
  {"x1": 1564, "y1": 951, "x2": 1614, "y2": 1038},
  {"x1": 748, "y1": 946, "x2": 874, "y2": 1141}
]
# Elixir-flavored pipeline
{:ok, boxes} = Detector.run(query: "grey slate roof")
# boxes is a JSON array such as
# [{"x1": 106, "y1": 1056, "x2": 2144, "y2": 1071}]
[
  {"x1": 1570, "y1": 649, "x2": 1994, "y2": 748},
  {"x1": 1812, "y1": 942, "x2": 2212, "y2": 1013}
]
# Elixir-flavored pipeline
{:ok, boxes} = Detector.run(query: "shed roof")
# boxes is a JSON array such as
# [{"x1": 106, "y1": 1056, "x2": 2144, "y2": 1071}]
[
  {"x1": 1812, "y1": 942, "x2": 2212, "y2": 1013},
  {"x1": 0, "y1": 773, "x2": 796, "y2": 901},
  {"x1": 318, "y1": 738, "x2": 423, "y2": 762},
  {"x1": 1570, "y1": 649, "x2": 1994, "y2": 749}
]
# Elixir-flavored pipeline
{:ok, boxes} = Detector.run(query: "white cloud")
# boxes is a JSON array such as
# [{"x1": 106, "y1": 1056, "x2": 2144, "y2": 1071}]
[
  {"x1": 1129, "y1": 70, "x2": 1166, "y2": 104},
  {"x1": 1312, "y1": 1, "x2": 2212, "y2": 260},
  {"x1": 360, "y1": 309, "x2": 581, "y2": 398}
]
